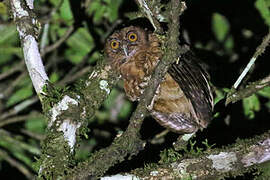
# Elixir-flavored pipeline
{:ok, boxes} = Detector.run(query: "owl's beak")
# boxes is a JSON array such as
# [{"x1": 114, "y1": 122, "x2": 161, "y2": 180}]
[{"x1": 122, "y1": 45, "x2": 129, "y2": 57}]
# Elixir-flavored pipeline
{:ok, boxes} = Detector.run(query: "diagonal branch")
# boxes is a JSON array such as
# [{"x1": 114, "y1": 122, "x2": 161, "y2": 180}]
[
  {"x1": 232, "y1": 28, "x2": 270, "y2": 89},
  {"x1": 67, "y1": 0, "x2": 187, "y2": 179},
  {"x1": 9, "y1": 0, "x2": 49, "y2": 97}
]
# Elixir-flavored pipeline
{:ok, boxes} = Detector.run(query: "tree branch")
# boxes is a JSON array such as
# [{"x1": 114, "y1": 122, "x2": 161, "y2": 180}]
[
  {"x1": 232, "y1": 28, "x2": 270, "y2": 89},
  {"x1": 226, "y1": 73, "x2": 270, "y2": 105},
  {"x1": 134, "y1": 0, "x2": 163, "y2": 33},
  {"x1": 67, "y1": 1, "x2": 187, "y2": 179},
  {"x1": 9, "y1": 0, "x2": 48, "y2": 97},
  {"x1": 103, "y1": 131, "x2": 270, "y2": 179}
]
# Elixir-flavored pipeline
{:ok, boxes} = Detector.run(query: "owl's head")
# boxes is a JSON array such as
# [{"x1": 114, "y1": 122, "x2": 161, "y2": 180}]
[{"x1": 105, "y1": 26, "x2": 149, "y2": 68}]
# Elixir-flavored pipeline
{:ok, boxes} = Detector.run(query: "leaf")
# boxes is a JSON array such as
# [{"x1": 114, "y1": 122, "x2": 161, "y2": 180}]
[
  {"x1": 224, "y1": 35, "x2": 234, "y2": 51},
  {"x1": 106, "y1": 0, "x2": 123, "y2": 22},
  {"x1": 103, "y1": 88, "x2": 118, "y2": 109},
  {"x1": 0, "y1": 46, "x2": 22, "y2": 58},
  {"x1": 87, "y1": 0, "x2": 123, "y2": 23},
  {"x1": 118, "y1": 100, "x2": 132, "y2": 119},
  {"x1": 255, "y1": 0, "x2": 270, "y2": 26},
  {"x1": 242, "y1": 94, "x2": 261, "y2": 119},
  {"x1": 49, "y1": 72, "x2": 60, "y2": 83},
  {"x1": 93, "y1": 5, "x2": 106, "y2": 23},
  {"x1": 0, "y1": 2, "x2": 7, "y2": 15},
  {"x1": 212, "y1": 13, "x2": 230, "y2": 42},
  {"x1": 65, "y1": 27, "x2": 94, "y2": 64},
  {"x1": 257, "y1": 86, "x2": 270, "y2": 98},
  {"x1": 0, "y1": 24, "x2": 18, "y2": 44},
  {"x1": 59, "y1": 0, "x2": 73, "y2": 22},
  {"x1": 214, "y1": 88, "x2": 226, "y2": 105},
  {"x1": 25, "y1": 116, "x2": 46, "y2": 134},
  {"x1": 7, "y1": 85, "x2": 33, "y2": 107}
]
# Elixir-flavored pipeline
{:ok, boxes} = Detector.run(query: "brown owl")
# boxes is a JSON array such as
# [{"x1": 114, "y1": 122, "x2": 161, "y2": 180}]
[{"x1": 105, "y1": 26, "x2": 213, "y2": 134}]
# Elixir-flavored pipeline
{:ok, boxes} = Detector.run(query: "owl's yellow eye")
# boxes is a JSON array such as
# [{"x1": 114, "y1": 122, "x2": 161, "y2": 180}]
[
  {"x1": 128, "y1": 33, "x2": 137, "y2": 42},
  {"x1": 111, "y1": 40, "x2": 119, "y2": 49}
]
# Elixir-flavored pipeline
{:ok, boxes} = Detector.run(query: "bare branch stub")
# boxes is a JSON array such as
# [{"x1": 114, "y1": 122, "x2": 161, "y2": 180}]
[{"x1": 226, "y1": 74, "x2": 270, "y2": 105}]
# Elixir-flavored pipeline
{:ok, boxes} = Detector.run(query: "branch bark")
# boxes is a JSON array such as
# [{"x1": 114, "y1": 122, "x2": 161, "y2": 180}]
[
  {"x1": 102, "y1": 131, "x2": 270, "y2": 180},
  {"x1": 9, "y1": 0, "x2": 48, "y2": 97},
  {"x1": 67, "y1": 1, "x2": 187, "y2": 179},
  {"x1": 226, "y1": 74, "x2": 270, "y2": 105}
]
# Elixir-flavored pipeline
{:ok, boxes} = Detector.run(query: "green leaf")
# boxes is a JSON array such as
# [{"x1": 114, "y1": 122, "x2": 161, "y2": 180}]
[
  {"x1": 255, "y1": 0, "x2": 270, "y2": 26},
  {"x1": 118, "y1": 100, "x2": 132, "y2": 119},
  {"x1": 0, "y1": 2, "x2": 7, "y2": 16},
  {"x1": 59, "y1": 0, "x2": 73, "y2": 22},
  {"x1": 214, "y1": 88, "x2": 226, "y2": 105},
  {"x1": 257, "y1": 86, "x2": 270, "y2": 98},
  {"x1": 0, "y1": 46, "x2": 22, "y2": 58},
  {"x1": 49, "y1": 72, "x2": 60, "y2": 83},
  {"x1": 87, "y1": 0, "x2": 123, "y2": 23},
  {"x1": 104, "y1": 88, "x2": 118, "y2": 109},
  {"x1": 65, "y1": 27, "x2": 94, "y2": 64},
  {"x1": 25, "y1": 116, "x2": 46, "y2": 134},
  {"x1": 49, "y1": 0, "x2": 61, "y2": 6},
  {"x1": 93, "y1": 5, "x2": 106, "y2": 23},
  {"x1": 106, "y1": 0, "x2": 123, "y2": 22},
  {"x1": 0, "y1": 24, "x2": 18, "y2": 44},
  {"x1": 7, "y1": 85, "x2": 33, "y2": 107},
  {"x1": 212, "y1": 13, "x2": 230, "y2": 42},
  {"x1": 242, "y1": 94, "x2": 261, "y2": 119},
  {"x1": 224, "y1": 35, "x2": 234, "y2": 51}
]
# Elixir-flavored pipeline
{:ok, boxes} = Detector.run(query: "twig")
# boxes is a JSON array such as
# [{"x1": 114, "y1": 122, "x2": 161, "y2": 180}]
[
  {"x1": 0, "y1": 129, "x2": 41, "y2": 155},
  {"x1": 0, "y1": 149, "x2": 34, "y2": 180},
  {"x1": 40, "y1": 23, "x2": 49, "y2": 54},
  {"x1": 0, "y1": 61, "x2": 24, "y2": 81},
  {"x1": 226, "y1": 74, "x2": 270, "y2": 104},
  {"x1": 21, "y1": 129, "x2": 45, "y2": 140},
  {"x1": 233, "y1": 28, "x2": 270, "y2": 89},
  {"x1": 41, "y1": 25, "x2": 74, "y2": 55},
  {"x1": 58, "y1": 66, "x2": 91, "y2": 85},
  {"x1": 0, "y1": 115, "x2": 31, "y2": 127},
  {"x1": 40, "y1": 0, "x2": 64, "y2": 54},
  {"x1": 0, "y1": 96, "x2": 38, "y2": 120},
  {"x1": 2, "y1": 72, "x2": 27, "y2": 98},
  {"x1": 134, "y1": 0, "x2": 163, "y2": 33}
]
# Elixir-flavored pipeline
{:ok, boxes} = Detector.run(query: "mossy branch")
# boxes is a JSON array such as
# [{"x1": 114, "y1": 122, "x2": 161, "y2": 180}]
[
  {"x1": 65, "y1": 0, "x2": 187, "y2": 179},
  {"x1": 107, "y1": 131, "x2": 270, "y2": 179}
]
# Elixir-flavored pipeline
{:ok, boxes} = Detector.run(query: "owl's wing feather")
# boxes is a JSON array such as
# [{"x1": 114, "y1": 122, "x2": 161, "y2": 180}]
[{"x1": 168, "y1": 51, "x2": 213, "y2": 126}]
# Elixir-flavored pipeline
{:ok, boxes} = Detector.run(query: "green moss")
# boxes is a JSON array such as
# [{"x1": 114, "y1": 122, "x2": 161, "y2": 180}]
[
  {"x1": 41, "y1": 82, "x2": 69, "y2": 113},
  {"x1": 255, "y1": 161, "x2": 270, "y2": 179},
  {"x1": 159, "y1": 148, "x2": 182, "y2": 164},
  {"x1": 37, "y1": 132, "x2": 74, "y2": 179}
]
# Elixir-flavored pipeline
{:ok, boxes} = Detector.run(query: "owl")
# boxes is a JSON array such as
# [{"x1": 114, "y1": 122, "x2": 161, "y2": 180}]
[{"x1": 105, "y1": 26, "x2": 213, "y2": 134}]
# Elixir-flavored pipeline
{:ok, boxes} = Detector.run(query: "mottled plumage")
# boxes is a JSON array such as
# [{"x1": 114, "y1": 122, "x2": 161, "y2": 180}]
[{"x1": 105, "y1": 26, "x2": 213, "y2": 134}]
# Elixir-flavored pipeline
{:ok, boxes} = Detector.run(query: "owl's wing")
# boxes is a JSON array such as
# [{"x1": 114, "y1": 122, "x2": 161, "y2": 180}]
[{"x1": 168, "y1": 51, "x2": 213, "y2": 126}]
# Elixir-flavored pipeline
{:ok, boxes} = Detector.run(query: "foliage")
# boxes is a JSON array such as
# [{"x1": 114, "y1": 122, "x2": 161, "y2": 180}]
[{"x1": 0, "y1": 0, "x2": 269, "y2": 179}]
